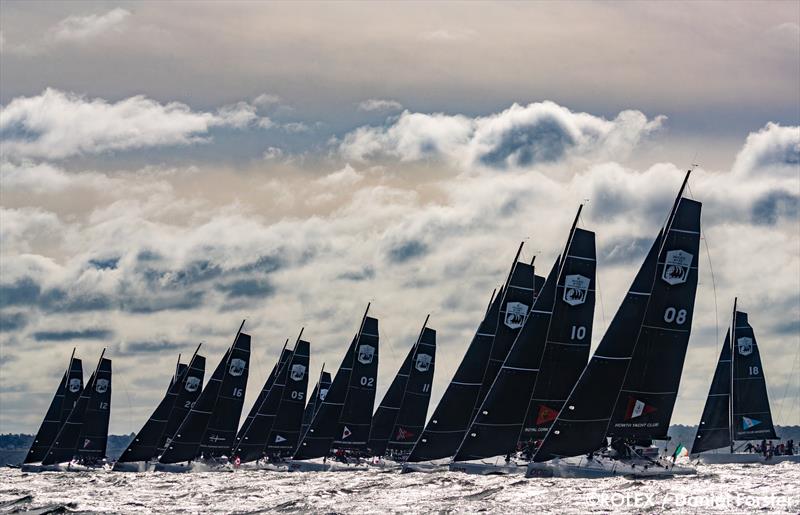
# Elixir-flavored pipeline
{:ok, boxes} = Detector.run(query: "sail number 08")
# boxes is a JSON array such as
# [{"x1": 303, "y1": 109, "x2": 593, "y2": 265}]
[{"x1": 663, "y1": 307, "x2": 687, "y2": 325}]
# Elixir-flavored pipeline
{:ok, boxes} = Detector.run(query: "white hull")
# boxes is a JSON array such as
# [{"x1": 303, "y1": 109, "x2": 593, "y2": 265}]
[
  {"x1": 234, "y1": 460, "x2": 289, "y2": 472},
  {"x1": 287, "y1": 459, "x2": 368, "y2": 472},
  {"x1": 526, "y1": 456, "x2": 696, "y2": 479},
  {"x1": 153, "y1": 460, "x2": 232, "y2": 473},
  {"x1": 111, "y1": 461, "x2": 157, "y2": 472},
  {"x1": 21, "y1": 461, "x2": 110, "y2": 473},
  {"x1": 696, "y1": 453, "x2": 800, "y2": 465},
  {"x1": 400, "y1": 460, "x2": 450, "y2": 473},
  {"x1": 366, "y1": 458, "x2": 402, "y2": 471},
  {"x1": 449, "y1": 459, "x2": 526, "y2": 476}
]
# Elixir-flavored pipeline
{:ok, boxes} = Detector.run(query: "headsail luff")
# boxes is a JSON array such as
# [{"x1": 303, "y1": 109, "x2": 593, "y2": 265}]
[
  {"x1": 386, "y1": 325, "x2": 436, "y2": 453},
  {"x1": 454, "y1": 208, "x2": 596, "y2": 462},
  {"x1": 534, "y1": 171, "x2": 701, "y2": 462},
  {"x1": 731, "y1": 310, "x2": 777, "y2": 441},
  {"x1": 158, "y1": 350, "x2": 205, "y2": 454},
  {"x1": 42, "y1": 351, "x2": 110, "y2": 465},
  {"x1": 266, "y1": 338, "x2": 311, "y2": 456},
  {"x1": 117, "y1": 357, "x2": 189, "y2": 463},
  {"x1": 301, "y1": 369, "x2": 331, "y2": 439},
  {"x1": 159, "y1": 323, "x2": 251, "y2": 463},
  {"x1": 367, "y1": 339, "x2": 415, "y2": 456},
  {"x1": 75, "y1": 355, "x2": 112, "y2": 462},
  {"x1": 25, "y1": 350, "x2": 83, "y2": 464},
  {"x1": 333, "y1": 315, "x2": 380, "y2": 451},
  {"x1": 231, "y1": 345, "x2": 291, "y2": 461},
  {"x1": 405, "y1": 287, "x2": 505, "y2": 462},
  {"x1": 691, "y1": 330, "x2": 732, "y2": 454}
]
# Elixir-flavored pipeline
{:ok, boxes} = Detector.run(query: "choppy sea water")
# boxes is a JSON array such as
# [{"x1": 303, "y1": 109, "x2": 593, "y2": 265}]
[{"x1": 1, "y1": 462, "x2": 798, "y2": 514}]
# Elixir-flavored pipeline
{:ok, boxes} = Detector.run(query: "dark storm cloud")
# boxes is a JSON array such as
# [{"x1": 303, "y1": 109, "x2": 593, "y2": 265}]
[
  {"x1": 0, "y1": 277, "x2": 41, "y2": 308},
  {"x1": 387, "y1": 240, "x2": 429, "y2": 264},
  {"x1": 751, "y1": 190, "x2": 799, "y2": 225},
  {"x1": 479, "y1": 115, "x2": 576, "y2": 168},
  {"x1": 118, "y1": 340, "x2": 185, "y2": 355},
  {"x1": 88, "y1": 257, "x2": 120, "y2": 270},
  {"x1": 215, "y1": 279, "x2": 275, "y2": 299},
  {"x1": 337, "y1": 266, "x2": 375, "y2": 281},
  {"x1": 33, "y1": 328, "x2": 113, "y2": 341},
  {"x1": 0, "y1": 312, "x2": 28, "y2": 332},
  {"x1": 123, "y1": 291, "x2": 206, "y2": 314}
]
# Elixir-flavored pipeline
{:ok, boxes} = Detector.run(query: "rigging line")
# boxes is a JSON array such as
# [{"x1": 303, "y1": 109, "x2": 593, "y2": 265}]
[
  {"x1": 775, "y1": 346, "x2": 800, "y2": 425},
  {"x1": 578, "y1": 199, "x2": 606, "y2": 333},
  {"x1": 687, "y1": 182, "x2": 720, "y2": 358}
]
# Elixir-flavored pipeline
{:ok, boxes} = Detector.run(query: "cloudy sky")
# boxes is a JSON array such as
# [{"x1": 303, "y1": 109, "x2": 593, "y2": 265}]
[{"x1": 1, "y1": 1, "x2": 798, "y2": 435}]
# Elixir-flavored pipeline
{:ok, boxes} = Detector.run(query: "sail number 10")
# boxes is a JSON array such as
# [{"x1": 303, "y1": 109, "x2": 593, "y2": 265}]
[{"x1": 570, "y1": 326, "x2": 586, "y2": 340}]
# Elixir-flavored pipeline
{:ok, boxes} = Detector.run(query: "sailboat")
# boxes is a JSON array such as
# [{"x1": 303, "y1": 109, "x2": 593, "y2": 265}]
[
  {"x1": 527, "y1": 171, "x2": 701, "y2": 479},
  {"x1": 368, "y1": 317, "x2": 437, "y2": 467},
  {"x1": 231, "y1": 332, "x2": 310, "y2": 469},
  {"x1": 301, "y1": 368, "x2": 332, "y2": 439},
  {"x1": 691, "y1": 300, "x2": 798, "y2": 464},
  {"x1": 155, "y1": 322, "x2": 251, "y2": 472},
  {"x1": 113, "y1": 346, "x2": 206, "y2": 472},
  {"x1": 39, "y1": 350, "x2": 112, "y2": 471},
  {"x1": 403, "y1": 246, "x2": 543, "y2": 472},
  {"x1": 20, "y1": 350, "x2": 83, "y2": 472},
  {"x1": 290, "y1": 305, "x2": 379, "y2": 471},
  {"x1": 450, "y1": 206, "x2": 596, "y2": 475}
]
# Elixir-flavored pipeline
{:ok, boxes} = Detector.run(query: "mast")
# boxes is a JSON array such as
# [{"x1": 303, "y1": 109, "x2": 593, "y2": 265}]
[{"x1": 730, "y1": 297, "x2": 737, "y2": 454}]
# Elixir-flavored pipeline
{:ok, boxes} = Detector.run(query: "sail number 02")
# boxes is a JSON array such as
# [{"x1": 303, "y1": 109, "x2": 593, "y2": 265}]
[
  {"x1": 360, "y1": 376, "x2": 375, "y2": 387},
  {"x1": 663, "y1": 307, "x2": 687, "y2": 324}
]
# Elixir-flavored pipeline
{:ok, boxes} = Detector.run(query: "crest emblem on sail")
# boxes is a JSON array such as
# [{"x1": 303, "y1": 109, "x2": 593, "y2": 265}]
[
  {"x1": 563, "y1": 274, "x2": 590, "y2": 306},
  {"x1": 504, "y1": 302, "x2": 528, "y2": 329},
  {"x1": 661, "y1": 249, "x2": 692, "y2": 285},
  {"x1": 415, "y1": 353, "x2": 432, "y2": 372},
  {"x1": 358, "y1": 345, "x2": 375, "y2": 364},
  {"x1": 290, "y1": 364, "x2": 306, "y2": 381},
  {"x1": 737, "y1": 337, "x2": 753, "y2": 356},
  {"x1": 319, "y1": 388, "x2": 329, "y2": 400},
  {"x1": 95, "y1": 378, "x2": 109, "y2": 393},
  {"x1": 229, "y1": 358, "x2": 246, "y2": 376},
  {"x1": 68, "y1": 378, "x2": 82, "y2": 393},
  {"x1": 185, "y1": 376, "x2": 201, "y2": 392}
]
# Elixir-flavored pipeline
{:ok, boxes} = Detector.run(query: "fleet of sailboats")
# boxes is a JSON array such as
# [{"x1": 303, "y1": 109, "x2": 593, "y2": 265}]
[{"x1": 20, "y1": 171, "x2": 798, "y2": 477}]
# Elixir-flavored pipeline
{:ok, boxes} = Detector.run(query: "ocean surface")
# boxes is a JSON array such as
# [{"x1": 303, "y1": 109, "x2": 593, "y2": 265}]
[{"x1": 0, "y1": 462, "x2": 798, "y2": 514}]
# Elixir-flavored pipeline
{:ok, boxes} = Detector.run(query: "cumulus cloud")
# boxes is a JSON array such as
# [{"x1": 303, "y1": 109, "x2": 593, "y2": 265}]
[
  {"x1": 357, "y1": 99, "x2": 404, "y2": 112},
  {"x1": 0, "y1": 89, "x2": 278, "y2": 160},
  {"x1": 51, "y1": 8, "x2": 131, "y2": 42},
  {"x1": 731, "y1": 122, "x2": 800, "y2": 177},
  {"x1": 339, "y1": 101, "x2": 665, "y2": 170}
]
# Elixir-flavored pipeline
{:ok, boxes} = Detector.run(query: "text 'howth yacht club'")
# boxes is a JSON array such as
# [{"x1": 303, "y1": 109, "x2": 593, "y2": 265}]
[{"x1": 20, "y1": 170, "x2": 798, "y2": 478}]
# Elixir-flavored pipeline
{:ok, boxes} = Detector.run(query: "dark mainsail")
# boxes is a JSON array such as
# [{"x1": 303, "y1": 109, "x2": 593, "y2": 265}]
[
  {"x1": 159, "y1": 324, "x2": 251, "y2": 463},
  {"x1": 294, "y1": 336, "x2": 358, "y2": 459},
  {"x1": 117, "y1": 356, "x2": 189, "y2": 464},
  {"x1": 265, "y1": 339, "x2": 311, "y2": 456},
  {"x1": 731, "y1": 310, "x2": 777, "y2": 441},
  {"x1": 405, "y1": 288, "x2": 504, "y2": 463},
  {"x1": 691, "y1": 331, "x2": 732, "y2": 454},
  {"x1": 158, "y1": 351, "x2": 206, "y2": 454},
  {"x1": 43, "y1": 352, "x2": 111, "y2": 465},
  {"x1": 387, "y1": 326, "x2": 436, "y2": 453},
  {"x1": 25, "y1": 350, "x2": 83, "y2": 464},
  {"x1": 301, "y1": 369, "x2": 332, "y2": 439},
  {"x1": 232, "y1": 345, "x2": 291, "y2": 461},
  {"x1": 333, "y1": 316, "x2": 379, "y2": 452},
  {"x1": 367, "y1": 339, "x2": 416, "y2": 456},
  {"x1": 454, "y1": 210, "x2": 596, "y2": 462},
  {"x1": 534, "y1": 172, "x2": 701, "y2": 462}
]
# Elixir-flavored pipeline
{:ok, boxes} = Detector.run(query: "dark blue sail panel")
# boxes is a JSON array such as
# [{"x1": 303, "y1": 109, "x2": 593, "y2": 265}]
[
  {"x1": 26, "y1": 355, "x2": 82, "y2": 464},
  {"x1": 197, "y1": 333, "x2": 251, "y2": 458},
  {"x1": 535, "y1": 193, "x2": 701, "y2": 462},
  {"x1": 158, "y1": 354, "x2": 205, "y2": 454},
  {"x1": 294, "y1": 336, "x2": 357, "y2": 459},
  {"x1": 368, "y1": 342, "x2": 415, "y2": 456},
  {"x1": 406, "y1": 288, "x2": 504, "y2": 463},
  {"x1": 334, "y1": 316, "x2": 379, "y2": 451},
  {"x1": 118, "y1": 361, "x2": 188, "y2": 463},
  {"x1": 75, "y1": 357, "x2": 112, "y2": 462},
  {"x1": 232, "y1": 348, "x2": 290, "y2": 461},
  {"x1": 691, "y1": 331, "x2": 732, "y2": 454},
  {"x1": 160, "y1": 330, "x2": 250, "y2": 463},
  {"x1": 731, "y1": 311, "x2": 777, "y2": 441},
  {"x1": 43, "y1": 355, "x2": 109, "y2": 465},
  {"x1": 301, "y1": 371, "x2": 332, "y2": 439},
  {"x1": 455, "y1": 224, "x2": 597, "y2": 462},
  {"x1": 608, "y1": 198, "x2": 701, "y2": 439},
  {"x1": 266, "y1": 340, "x2": 311, "y2": 456},
  {"x1": 387, "y1": 327, "x2": 436, "y2": 453},
  {"x1": 525, "y1": 228, "x2": 596, "y2": 441}
]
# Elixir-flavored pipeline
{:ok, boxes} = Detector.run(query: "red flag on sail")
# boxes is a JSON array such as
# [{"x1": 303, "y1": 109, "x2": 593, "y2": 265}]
[
  {"x1": 536, "y1": 405, "x2": 558, "y2": 425},
  {"x1": 625, "y1": 397, "x2": 657, "y2": 420},
  {"x1": 395, "y1": 427, "x2": 414, "y2": 441}
]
